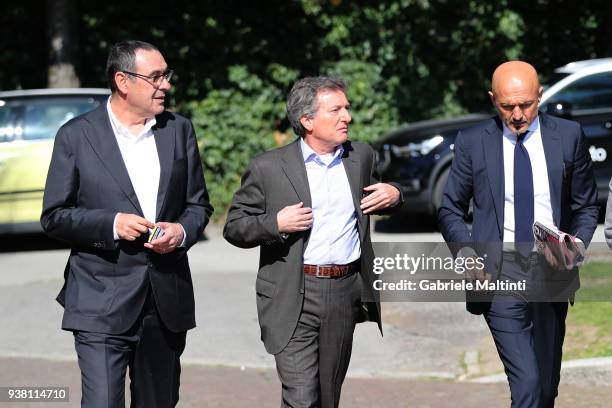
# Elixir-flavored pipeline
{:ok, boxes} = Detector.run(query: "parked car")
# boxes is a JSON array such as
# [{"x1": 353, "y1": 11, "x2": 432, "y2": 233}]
[
  {"x1": 375, "y1": 58, "x2": 612, "y2": 215},
  {"x1": 0, "y1": 88, "x2": 109, "y2": 234}
]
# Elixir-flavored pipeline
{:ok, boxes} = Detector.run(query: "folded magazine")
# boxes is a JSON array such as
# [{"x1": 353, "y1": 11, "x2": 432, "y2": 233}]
[{"x1": 532, "y1": 221, "x2": 585, "y2": 270}]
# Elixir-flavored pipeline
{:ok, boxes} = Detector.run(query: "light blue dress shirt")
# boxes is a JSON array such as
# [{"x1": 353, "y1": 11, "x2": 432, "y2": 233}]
[{"x1": 300, "y1": 138, "x2": 361, "y2": 265}]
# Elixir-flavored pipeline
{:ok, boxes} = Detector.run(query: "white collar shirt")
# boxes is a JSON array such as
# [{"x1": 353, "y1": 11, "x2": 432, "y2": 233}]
[
  {"x1": 502, "y1": 116, "x2": 555, "y2": 242},
  {"x1": 106, "y1": 97, "x2": 160, "y2": 234}
]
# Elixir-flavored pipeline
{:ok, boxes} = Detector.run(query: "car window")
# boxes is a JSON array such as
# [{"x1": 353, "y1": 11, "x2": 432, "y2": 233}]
[
  {"x1": 547, "y1": 72, "x2": 612, "y2": 110},
  {"x1": 0, "y1": 104, "x2": 21, "y2": 143},
  {"x1": 22, "y1": 97, "x2": 102, "y2": 141}
]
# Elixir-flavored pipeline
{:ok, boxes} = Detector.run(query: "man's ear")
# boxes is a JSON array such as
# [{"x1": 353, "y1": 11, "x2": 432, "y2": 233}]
[
  {"x1": 300, "y1": 115, "x2": 313, "y2": 132},
  {"x1": 488, "y1": 90, "x2": 495, "y2": 107},
  {"x1": 115, "y1": 72, "x2": 130, "y2": 94}
]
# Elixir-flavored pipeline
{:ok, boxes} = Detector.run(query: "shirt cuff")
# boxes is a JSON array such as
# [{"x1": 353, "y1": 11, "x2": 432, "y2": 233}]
[
  {"x1": 113, "y1": 213, "x2": 120, "y2": 240},
  {"x1": 178, "y1": 223, "x2": 187, "y2": 247}
]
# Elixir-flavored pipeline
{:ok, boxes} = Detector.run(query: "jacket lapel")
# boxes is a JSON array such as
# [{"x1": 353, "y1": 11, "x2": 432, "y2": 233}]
[
  {"x1": 280, "y1": 139, "x2": 312, "y2": 208},
  {"x1": 153, "y1": 116, "x2": 175, "y2": 221},
  {"x1": 280, "y1": 138, "x2": 312, "y2": 251},
  {"x1": 83, "y1": 106, "x2": 143, "y2": 215},
  {"x1": 483, "y1": 118, "x2": 504, "y2": 237},
  {"x1": 341, "y1": 141, "x2": 364, "y2": 235},
  {"x1": 539, "y1": 113, "x2": 562, "y2": 226}
]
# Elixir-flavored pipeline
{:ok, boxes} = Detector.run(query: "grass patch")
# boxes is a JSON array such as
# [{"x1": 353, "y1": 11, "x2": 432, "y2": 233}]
[{"x1": 564, "y1": 261, "x2": 612, "y2": 360}]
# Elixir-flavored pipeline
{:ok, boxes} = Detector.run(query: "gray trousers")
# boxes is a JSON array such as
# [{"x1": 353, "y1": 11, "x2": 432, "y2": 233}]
[
  {"x1": 274, "y1": 272, "x2": 363, "y2": 408},
  {"x1": 73, "y1": 289, "x2": 186, "y2": 408}
]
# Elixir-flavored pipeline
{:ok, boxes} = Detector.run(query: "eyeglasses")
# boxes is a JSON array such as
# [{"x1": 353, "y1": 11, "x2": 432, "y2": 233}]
[{"x1": 122, "y1": 69, "x2": 174, "y2": 86}]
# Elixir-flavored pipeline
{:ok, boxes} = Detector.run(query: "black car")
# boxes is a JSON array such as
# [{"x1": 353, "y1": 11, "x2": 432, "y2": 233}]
[{"x1": 376, "y1": 59, "x2": 612, "y2": 215}]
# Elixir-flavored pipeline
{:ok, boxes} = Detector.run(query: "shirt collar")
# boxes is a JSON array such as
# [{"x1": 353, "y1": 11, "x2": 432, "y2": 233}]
[
  {"x1": 106, "y1": 96, "x2": 157, "y2": 140},
  {"x1": 299, "y1": 137, "x2": 344, "y2": 165},
  {"x1": 502, "y1": 115, "x2": 540, "y2": 142}
]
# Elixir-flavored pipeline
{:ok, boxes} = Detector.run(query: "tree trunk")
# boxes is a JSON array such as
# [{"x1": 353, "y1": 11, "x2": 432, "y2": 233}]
[{"x1": 47, "y1": 0, "x2": 80, "y2": 88}]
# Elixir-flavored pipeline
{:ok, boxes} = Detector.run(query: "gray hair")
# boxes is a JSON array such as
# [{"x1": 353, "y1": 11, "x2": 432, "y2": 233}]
[
  {"x1": 286, "y1": 76, "x2": 347, "y2": 137},
  {"x1": 106, "y1": 40, "x2": 160, "y2": 93}
]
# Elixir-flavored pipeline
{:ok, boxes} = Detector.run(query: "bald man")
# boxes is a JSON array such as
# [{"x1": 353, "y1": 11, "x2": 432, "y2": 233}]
[{"x1": 439, "y1": 61, "x2": 598, "y2": 407}]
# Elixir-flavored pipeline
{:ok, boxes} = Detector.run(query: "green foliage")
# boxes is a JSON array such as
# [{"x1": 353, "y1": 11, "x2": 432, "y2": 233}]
[
  {"x1": 184, "y1": 65, "x2": 296, "y2": 220},
  {"x1": 4, "y1": 0, "x2": 612, "y2": 218},
  {"x1": 323, "y1": 60, "x2": 400, "y2": 143}
]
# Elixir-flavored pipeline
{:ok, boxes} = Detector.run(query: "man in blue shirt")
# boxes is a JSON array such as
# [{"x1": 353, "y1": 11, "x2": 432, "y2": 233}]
[{"x1": 224, "y1": 76, "x2": 402, "y2": 408}]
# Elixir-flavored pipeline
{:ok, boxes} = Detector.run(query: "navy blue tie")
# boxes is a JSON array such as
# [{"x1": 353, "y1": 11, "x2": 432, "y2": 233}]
[{"x1": 514, "y1": 131, "x2": 534, "y2": 257}]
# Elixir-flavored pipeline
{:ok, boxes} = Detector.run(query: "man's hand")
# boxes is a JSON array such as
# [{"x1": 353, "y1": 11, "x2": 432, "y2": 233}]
[
  {"x1": 542, "y1": 240, "x2": 586, "y2": 271},
  {"x1": 465, "y1": 257, "x2": 492, "y2": 290},
  {"x1": 116, "y1": 213, "x2": 155, "y2": 241},
  {"x1": 144, "y1": 222, "x2": 184, "y2": 254},
  {"x1": 277, "y1": 202, "x2": 313, "y2": 234},
  {"x1": 542, "y1": 244, "x2": 566, "y2": 271},
  {"x1": 361, "y1": 183, "x2": 400, "y2": 214}
]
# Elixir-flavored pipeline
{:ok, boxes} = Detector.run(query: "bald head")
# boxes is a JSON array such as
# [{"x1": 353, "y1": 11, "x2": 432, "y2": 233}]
[
  {"x1": 489, "y1": 61, "x2": 543, "y2": 134},
  {"x1": 491, "y1": 61, "x2": 540, "y2": 96}
]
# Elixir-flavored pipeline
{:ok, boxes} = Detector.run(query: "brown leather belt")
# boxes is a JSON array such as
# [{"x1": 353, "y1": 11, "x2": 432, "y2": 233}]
[{"x1": 303, "y1": 259, "x2": 360, "y2": 278}]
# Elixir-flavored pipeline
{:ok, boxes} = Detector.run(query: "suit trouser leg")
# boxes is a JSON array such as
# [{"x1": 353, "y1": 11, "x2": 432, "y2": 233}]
[
  {"x1": 318, "y1": 272, "x2": 362, "y2": 408},
  {"x1": 74, "y1": 289, "x2": 186, "y2": 408},
  {"x1": 128, "y1": 291, "x2": 186, "y2": 408},
  {"x1": 74, "y1": 331, "x2": 131, "y2": 408},
  {"x1": 485, "y1": 256, "x2": 568, "y2": 408},
  {"x1": 485, "y1": 298, "x2": 541, "y2": 408},
  {"x1": 532, "y1": 301, "x2": 568, "y2": 408},
  {"x1": 274, "y1": 272, "x2": 361, "y2": 408}
]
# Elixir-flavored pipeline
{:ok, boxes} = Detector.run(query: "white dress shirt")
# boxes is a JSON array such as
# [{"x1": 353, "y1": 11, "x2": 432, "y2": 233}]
[
  {"x1": 107, "y1": 98, "x2": 160, "y2": 239},
  {"x1": 502, "y1": 116, "x2": 555, "y2": 242},
  {"x1": 300, "y1": 138, "x2": 361, "y2": 265}
]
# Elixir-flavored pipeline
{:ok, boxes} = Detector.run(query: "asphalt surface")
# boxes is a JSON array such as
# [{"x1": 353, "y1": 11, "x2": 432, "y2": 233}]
[
  {"x1": 0, "y1": 220, "x2": 611, "y2": 407},
  {"x1": 2, "y1": 356, "x2": 611, "y2": 408}
]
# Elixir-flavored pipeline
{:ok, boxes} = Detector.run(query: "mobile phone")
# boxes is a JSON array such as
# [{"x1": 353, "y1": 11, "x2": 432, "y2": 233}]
[{"x1": 148, "y1": 226, "x2": 165, "y2": 242}]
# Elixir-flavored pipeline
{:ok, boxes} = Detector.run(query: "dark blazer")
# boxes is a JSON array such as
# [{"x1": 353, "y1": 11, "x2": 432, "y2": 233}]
[
  {"x1": 41, "y1": 104, "x2": 213, "y2": 334},
  {"x1": 438, "y1": 113, "x2": 598, "y2": 312},
  {"x1": 223, "y1": 139, "x2": 398, "y2": 354}
]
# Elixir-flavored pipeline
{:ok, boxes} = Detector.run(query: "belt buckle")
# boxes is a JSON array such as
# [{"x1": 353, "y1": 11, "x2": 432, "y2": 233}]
[{"x1": 316, "y1": 264, "x2": 332, "y2": 278}]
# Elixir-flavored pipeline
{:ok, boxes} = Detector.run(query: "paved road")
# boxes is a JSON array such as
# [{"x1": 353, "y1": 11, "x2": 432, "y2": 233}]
[
  {"x1": 2, "y1": 356, "x2": 612, "y2": 408},
  {"x1": 0, "y1": 221, "x2": 610, "y2": 406}
]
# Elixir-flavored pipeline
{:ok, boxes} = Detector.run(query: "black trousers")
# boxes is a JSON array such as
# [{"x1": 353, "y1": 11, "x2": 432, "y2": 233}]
[
  {"x1": 274, "y1": 272, "x2": 363, "y2": 408},
  {"x1": 485, "y1": 253, "x2": 568, "y2": 408},
  {"x1": 73, "y1": 288, "x2": 186, "y2": 408}
]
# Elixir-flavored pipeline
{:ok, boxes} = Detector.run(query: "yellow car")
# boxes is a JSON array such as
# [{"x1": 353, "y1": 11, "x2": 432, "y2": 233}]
[{"x1": 0, "y1": 88, "x2": 109, "y2": 234}]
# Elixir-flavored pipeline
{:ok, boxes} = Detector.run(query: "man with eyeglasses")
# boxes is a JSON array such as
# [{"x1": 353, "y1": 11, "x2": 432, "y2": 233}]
[
  {"x1": 438, "y1": 61, "x2": 598, "y2": 407},
  {"x1": 41, "y1": 40, "x2": 213, "y2": 407}
]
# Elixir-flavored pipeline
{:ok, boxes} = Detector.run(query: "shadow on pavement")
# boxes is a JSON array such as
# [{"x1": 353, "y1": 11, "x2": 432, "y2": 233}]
[{"x1": 0, "y1": 234, "x2": 69, "y2": 253}]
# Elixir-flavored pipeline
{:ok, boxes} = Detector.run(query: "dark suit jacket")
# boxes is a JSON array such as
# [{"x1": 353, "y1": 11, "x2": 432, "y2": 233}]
[
  {"x1": 41, "y1": 104, "x2": 213, "y2": 334},
  {"x1": 438, "y1": 113, "x2": 598, "y2": 313},
  {"x1": 223, "y1": 139, "x2": 399, "y2": 354}
]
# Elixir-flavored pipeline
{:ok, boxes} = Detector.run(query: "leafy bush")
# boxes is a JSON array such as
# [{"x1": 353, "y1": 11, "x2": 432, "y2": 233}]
[
  {"x1": 7, "y1": 0, "x2": 610, "y2": 221},
  {"x1": 184, "y1": 65, "x2": 295, "y2": 221}
]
